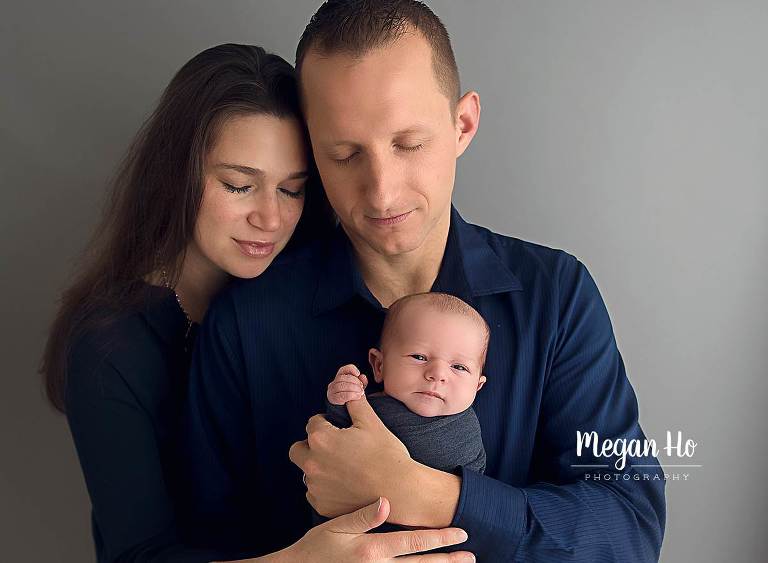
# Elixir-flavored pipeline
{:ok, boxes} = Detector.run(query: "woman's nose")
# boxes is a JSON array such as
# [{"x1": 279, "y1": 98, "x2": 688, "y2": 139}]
[{"x1": 247, "y1": 189, "x2": 281, "y2": 232}]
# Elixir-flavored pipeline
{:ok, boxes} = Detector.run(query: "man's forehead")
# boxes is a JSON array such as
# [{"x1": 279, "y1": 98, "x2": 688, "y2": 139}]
[{"x1": 300, "y1": 33, "x2": 450, "y2": 132}]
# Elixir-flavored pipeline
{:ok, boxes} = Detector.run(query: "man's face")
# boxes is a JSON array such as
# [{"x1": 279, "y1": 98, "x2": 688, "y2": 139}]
[{"x1": 301, "y1": 32, "x2": 469, "y2": 257}]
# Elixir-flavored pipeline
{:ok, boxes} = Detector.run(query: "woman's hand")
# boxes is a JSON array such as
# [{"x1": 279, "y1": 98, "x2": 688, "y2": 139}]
[{"x1": 284, "y1": 497, "x2": 474, "y2": 562}]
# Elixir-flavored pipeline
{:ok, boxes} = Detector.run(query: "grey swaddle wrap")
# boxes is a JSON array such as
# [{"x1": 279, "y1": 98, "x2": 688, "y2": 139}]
[{"x1": 325, "y1": 393, "x2": 486, "y2": 474}]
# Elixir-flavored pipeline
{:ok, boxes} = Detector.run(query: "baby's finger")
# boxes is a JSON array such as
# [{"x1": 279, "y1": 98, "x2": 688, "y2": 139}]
[
  {"x1": 335, "y1": 363, "x2": 360, "y2": 378},
  {"x1": 329, "y1": 391, "x2": 365, "y2": 405},
  {"x1": 332, "y1": 373, "x2": 366, "y2": 386},
  {"x1": 357, "y1": 373, "x2": 369, "y2": 388},
  {"x1": 329, "y1": 381, "x2": 365, "y2": 394}
]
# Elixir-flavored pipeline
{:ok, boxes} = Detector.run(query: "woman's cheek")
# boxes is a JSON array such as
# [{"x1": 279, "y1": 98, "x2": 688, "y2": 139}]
[{"x1": 285, "y1": 199, "x2": 305, "y2": 231}]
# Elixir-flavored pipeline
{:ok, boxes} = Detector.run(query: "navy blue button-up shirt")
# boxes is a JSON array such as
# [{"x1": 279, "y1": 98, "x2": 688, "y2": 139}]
[{"x1": 185, "y1": 207, "x2": 665, "y2": 561}]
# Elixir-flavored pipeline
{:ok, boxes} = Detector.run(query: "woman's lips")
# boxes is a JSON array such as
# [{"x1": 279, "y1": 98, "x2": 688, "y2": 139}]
[
  {"x1": 233, "y1": 239, "x2": 275, "y2": 258},
  {"x1": 367, "y1": 210, "x2": 413, "y2": 227}
]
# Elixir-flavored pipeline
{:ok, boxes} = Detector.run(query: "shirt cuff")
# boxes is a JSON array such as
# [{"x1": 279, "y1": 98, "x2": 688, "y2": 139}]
[{"x1": 450, "y1": 466, "x2": 527, "y2": 559}]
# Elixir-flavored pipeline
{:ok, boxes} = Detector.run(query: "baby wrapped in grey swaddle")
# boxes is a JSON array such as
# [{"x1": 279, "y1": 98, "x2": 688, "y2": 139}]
[{"x1": 310, "y1": 293, "x2": 491, "y2": 539}]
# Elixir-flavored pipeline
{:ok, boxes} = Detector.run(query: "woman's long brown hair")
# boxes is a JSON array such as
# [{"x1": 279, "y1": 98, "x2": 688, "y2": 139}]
[{"x1": 40, "y1": 43, "x2": 334, "y2": 412}]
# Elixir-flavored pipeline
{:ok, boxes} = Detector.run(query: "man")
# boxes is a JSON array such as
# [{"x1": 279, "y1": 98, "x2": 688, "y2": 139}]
[{"x1": 185, "y1": 1, "x2": 666, "y2": 561}]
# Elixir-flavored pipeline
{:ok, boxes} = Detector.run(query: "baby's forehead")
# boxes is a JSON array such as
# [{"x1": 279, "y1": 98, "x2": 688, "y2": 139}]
[{"x1": 387, "y1": 303, "x2": 486, "y2": 344}]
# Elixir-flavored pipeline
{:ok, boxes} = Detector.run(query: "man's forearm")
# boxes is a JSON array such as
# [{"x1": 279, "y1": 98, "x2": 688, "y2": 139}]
[{"x1": 386, "y1": 461, "x2": 461, "y2": 528}]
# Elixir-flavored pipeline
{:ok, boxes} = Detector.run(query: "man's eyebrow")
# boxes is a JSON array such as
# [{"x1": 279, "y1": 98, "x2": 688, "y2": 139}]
[
  {"x1": 215, "y1": 163, "x2": 308, "y2": 180},
  {"x1": 324, "y1": 126, "x2": 431, "y2": 148},
  {"x1": 392, "y1": 126, "x2": 430, "y2": 137},
  {"x1": 325, "y1": 140, "x2": 360, "y2": 149}
]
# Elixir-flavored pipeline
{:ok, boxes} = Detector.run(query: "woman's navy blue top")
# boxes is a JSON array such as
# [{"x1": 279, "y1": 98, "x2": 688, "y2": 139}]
[{"x1": 65, "y1": 286, "x2": 227, "y2": 562}]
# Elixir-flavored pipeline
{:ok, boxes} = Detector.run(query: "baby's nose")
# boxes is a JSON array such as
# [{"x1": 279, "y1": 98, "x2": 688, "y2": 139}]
[{"x1": 425, "y1": 365, "x2": 448, "y2": 382}]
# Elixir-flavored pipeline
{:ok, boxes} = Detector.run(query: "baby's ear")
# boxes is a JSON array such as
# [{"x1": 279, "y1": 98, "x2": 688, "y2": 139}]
[
  {"x1": 368, "y1": 348, "x2": 384, "y2": 383},
  {"x1": 477, "y1": 374, "x2": 487, "y2": 391}
]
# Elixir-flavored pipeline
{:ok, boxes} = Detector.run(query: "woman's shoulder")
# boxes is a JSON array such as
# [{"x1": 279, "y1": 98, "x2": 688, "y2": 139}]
[{"x1": 66, "y1": 288, "x2": 184, "y2": 406}]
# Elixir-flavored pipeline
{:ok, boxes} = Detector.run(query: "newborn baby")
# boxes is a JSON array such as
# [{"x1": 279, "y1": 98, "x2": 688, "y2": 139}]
[{"x1": 325, "y1": 291, "x2": 489, "y2": 475}]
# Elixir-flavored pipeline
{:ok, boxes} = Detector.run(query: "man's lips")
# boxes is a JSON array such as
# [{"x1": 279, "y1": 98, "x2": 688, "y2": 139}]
[
  {"x1": 366, "y1": 210, "x2": 414, "y2": 226},
  {"x1": 415, "y1": 390, "x2": 445, "y2": 401},
  {"x1": 233, "y1": 239, "x2": 275, "y2": 257}
]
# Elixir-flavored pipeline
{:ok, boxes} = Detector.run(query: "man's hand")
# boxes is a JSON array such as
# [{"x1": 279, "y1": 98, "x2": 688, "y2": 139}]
[
  {"x1": 289, "y1": 395, "x2": 461, "y2": 528},
  {"x1": 327, "y1": 363, "x2": 368, "y2": 405},
  {"x1": 290, "y1": 394, "x2": 410, "y2": 520}
]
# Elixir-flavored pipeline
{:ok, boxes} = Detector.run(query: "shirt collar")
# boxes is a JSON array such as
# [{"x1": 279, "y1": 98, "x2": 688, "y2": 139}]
[{"x1": 312, "y1": 205, "x2": 522, "y2": 316}]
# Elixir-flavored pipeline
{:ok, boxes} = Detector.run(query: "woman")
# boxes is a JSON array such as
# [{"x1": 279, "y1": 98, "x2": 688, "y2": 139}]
[
  {"x1": 42, "y1": 43, "x2": 470, "y2": 563},
  {"x1": 40, "y1": 43, "x2": 334, "y2": 561}
]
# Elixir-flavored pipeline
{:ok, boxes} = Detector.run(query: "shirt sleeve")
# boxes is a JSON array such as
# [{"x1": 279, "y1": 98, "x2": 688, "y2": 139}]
[
  {"x1": 66, "y1": 340, "x2": 226, "y2": 563},
  {"x1": 450, "y1": 258, "x2": 666, "y2": 562}
]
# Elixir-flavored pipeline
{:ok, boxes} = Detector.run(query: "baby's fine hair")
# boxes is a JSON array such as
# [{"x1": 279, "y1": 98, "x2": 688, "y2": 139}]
[{"x1": 380, "y1": 292, "x2": 491, "y2": 366}]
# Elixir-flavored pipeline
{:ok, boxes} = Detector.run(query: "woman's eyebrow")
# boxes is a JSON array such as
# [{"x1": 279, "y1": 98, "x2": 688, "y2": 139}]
[
  {"x1": 216, "y1": 163, "x2": 265, "y2": 176},
  {"x1": 215, "y1": 163, "x2": 308, "y2": 179}
]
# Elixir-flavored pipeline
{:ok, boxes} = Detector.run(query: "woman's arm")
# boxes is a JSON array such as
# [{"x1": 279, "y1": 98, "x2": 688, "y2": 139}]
[
  {"x1": 221, "y1": 498, "x2": 474, "y2": 563},
  {"x1": 66, "y1": 339, "x2": 229, "y2": 563}
]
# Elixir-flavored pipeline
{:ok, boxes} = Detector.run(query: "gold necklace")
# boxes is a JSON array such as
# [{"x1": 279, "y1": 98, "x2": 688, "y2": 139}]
[{"x1": 160, "y1": 268, "x2": 194, "y2": 340}]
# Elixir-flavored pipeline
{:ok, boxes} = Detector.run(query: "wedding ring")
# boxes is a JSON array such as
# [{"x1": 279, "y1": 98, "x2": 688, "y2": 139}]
[{"x1": 302, "y1": 473, "x2": 307, "y2": 486}]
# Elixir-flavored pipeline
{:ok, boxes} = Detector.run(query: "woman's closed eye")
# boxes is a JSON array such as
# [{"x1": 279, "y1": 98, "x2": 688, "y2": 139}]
[
  {"x1": 222, "y1": 182, "x2": 251, "y2": 194},
  {"x1": 278, "y1": 186, "x2": 305, "y2": 199}
]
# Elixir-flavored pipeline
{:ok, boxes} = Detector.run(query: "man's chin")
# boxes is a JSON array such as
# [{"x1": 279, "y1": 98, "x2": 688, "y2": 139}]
[{"x1": 359, "y1": 230, "x2": 426, "y2": 257}]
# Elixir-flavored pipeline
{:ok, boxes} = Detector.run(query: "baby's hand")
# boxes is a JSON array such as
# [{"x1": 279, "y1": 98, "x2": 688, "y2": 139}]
[{"x1": 327, "y1": 363, "x2": 369, "y2": 405}]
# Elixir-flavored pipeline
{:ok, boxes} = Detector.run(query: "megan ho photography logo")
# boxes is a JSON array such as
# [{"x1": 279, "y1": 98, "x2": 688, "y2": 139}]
[{"x1": 573, "y1": 431, "x2": 700, "y2": 482}]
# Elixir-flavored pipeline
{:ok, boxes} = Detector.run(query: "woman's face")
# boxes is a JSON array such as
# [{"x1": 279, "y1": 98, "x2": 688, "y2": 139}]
[{"x1": 192, "y1": 114, "x2": 308, "y2": 279}]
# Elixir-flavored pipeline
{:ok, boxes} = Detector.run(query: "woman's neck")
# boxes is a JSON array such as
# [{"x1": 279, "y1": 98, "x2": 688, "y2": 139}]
[{"x1": 173, "y1": 243, "x2": 229, "y2": 323}]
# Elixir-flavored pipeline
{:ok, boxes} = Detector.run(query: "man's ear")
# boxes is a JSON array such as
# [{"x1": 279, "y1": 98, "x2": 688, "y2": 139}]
[
  {"x1": 368, "y1": 348, "x2": 384, "y2": 383},
  {"x1": 454, "y1": 90, "x2": 481, "y2": 159},
  {"x1": 477, "y1": 374, "x2": 487, "y2": 391}
]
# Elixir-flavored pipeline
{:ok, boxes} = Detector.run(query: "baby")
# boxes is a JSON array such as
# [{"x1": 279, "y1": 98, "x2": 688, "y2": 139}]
[{"x1": 325, "y1": 291, "x2": 489, "y2": 475}]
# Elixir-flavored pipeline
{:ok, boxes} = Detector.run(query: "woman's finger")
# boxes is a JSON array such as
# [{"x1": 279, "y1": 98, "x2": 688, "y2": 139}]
[
  {"x1": 396, "y1": 552, "x2": 475, "y2": 562},
  {"x1": 366, "y1": 527, "x2": 470, "y2": 559}
]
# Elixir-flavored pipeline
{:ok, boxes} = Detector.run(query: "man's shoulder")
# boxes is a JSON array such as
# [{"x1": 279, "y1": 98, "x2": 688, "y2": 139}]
[
  {"x1": 211, "y1": 237, "x2": 331, "y2": 320},
  {"x1": 464, "y1": 219, "x2": 582, "y2": 288}
]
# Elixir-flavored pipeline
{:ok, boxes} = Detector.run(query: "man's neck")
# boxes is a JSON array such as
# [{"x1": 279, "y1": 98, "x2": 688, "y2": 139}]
[{"x1": 352, "y1": 211, "x2": 451, "y2": 308}]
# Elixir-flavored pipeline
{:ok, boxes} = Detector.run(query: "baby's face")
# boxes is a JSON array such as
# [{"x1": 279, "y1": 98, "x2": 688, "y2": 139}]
[{"x1": 371, "y1": 303, "x2": 487, "y2": 417}]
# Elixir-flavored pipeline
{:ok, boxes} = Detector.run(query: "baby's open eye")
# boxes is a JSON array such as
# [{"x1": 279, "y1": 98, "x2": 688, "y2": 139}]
[
  {"x1": 452, "y1": 364, "x2": 470, "y2": 372},
  {"x1": 409, "y1": 354, "x2": 428, "y2": 362}
]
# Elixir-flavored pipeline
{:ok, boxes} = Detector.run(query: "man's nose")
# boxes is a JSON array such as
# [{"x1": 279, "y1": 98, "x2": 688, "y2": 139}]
[
  {"x1": 365, "y1": 150, "x2": 400, "y2": 210},
  {"x1": 247, "y1": 189, "x2": 281, "y2": 233}
]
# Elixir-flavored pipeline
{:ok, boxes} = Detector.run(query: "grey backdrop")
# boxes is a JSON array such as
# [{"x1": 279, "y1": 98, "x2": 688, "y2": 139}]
[{"x1": 2, "y1": 1, "x2": 766, "y2": 561}]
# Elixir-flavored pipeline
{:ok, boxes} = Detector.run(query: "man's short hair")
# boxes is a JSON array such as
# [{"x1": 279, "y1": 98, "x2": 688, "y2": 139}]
[
  {"x1": 296, "y1": 0, "x2": 460, "y2": 109},
  {"x1": 380, "y1": 292, "x2": 491, "y2": 367}
]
